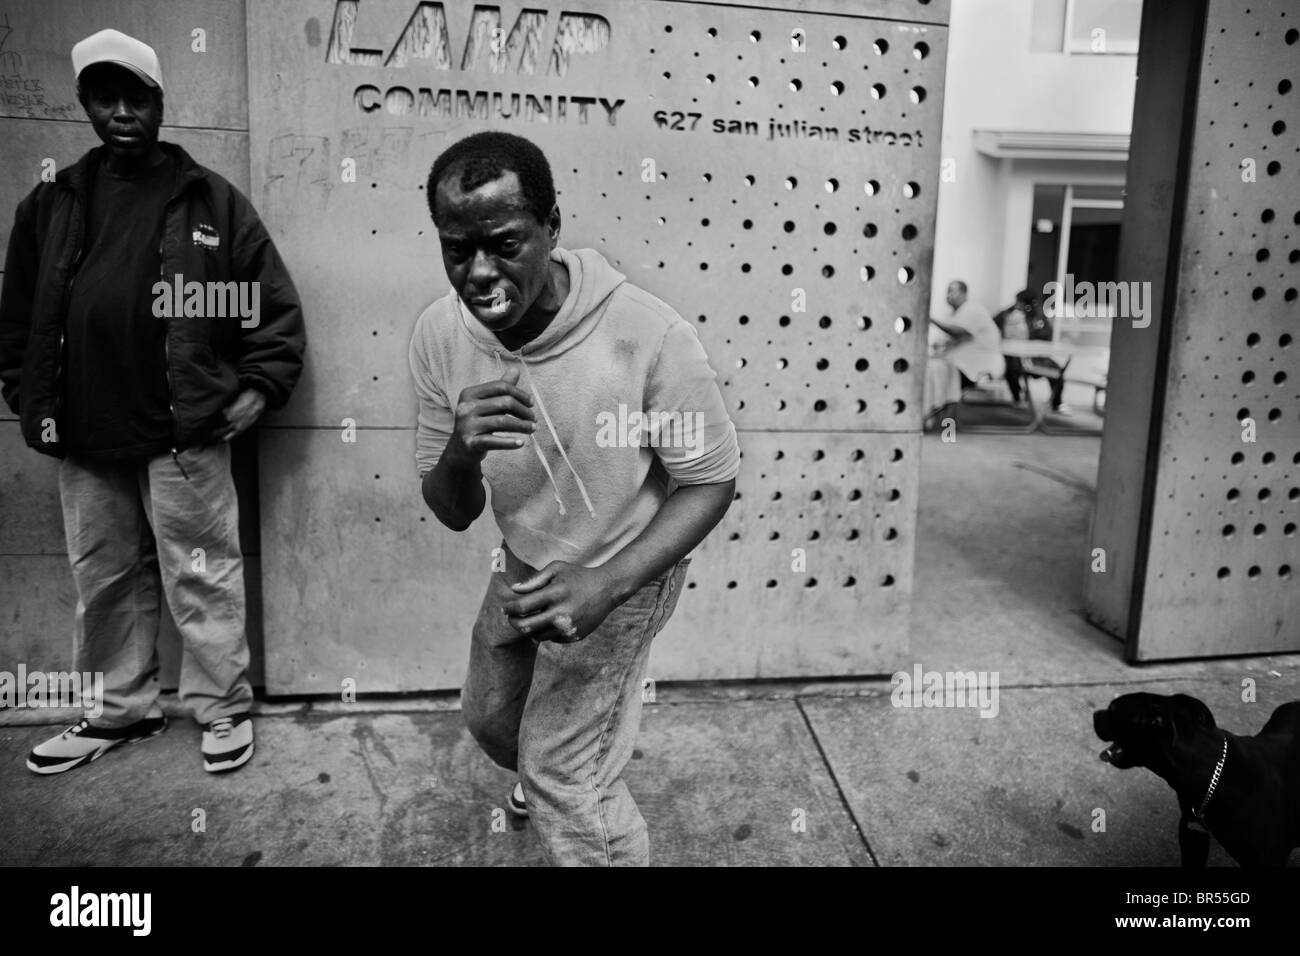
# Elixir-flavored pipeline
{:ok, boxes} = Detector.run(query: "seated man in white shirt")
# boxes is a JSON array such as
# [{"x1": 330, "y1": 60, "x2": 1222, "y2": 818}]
[{"x1": 924, "y1": 279, "x2": 1007, "y2": 420}]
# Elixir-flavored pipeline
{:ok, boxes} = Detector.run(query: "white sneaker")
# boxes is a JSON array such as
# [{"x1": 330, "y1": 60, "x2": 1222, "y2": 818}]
[
  {"x1": 1054, "y1": 404, "x2": 1074, "y2": 417},
  {"x1": 202, "y1": 713, "x2": 254, "y2": 773},
  {"x1": 26, "y1": 706, "x2": 167, "y2": 775}
]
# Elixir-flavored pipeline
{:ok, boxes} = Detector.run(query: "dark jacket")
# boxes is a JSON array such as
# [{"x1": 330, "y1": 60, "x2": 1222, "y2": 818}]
[{"x1": 0, "y1": 141, "x2": 306, "y2": 458}]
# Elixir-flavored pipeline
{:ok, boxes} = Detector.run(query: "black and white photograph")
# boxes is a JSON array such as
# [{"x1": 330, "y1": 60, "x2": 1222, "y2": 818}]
[{"x1": 0, "y1": 0, "x2": 1296, "y2": 929}]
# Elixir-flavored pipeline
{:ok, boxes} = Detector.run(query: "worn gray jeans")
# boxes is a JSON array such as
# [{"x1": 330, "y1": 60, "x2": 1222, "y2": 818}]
[
  {"x1": 461, "y1": 543, "x2": 690, "y2": 866},
  {"x1": 59, "y1": 443, "x2": 253, "y2": 727}
]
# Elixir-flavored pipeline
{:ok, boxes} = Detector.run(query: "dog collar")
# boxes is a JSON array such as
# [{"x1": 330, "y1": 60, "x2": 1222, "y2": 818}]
[{"x1": 1194, "y1": 736, "x2": 1228, "y2": 821}]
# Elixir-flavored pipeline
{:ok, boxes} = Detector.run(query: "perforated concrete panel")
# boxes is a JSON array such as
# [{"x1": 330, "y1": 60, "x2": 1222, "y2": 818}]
[
  {"x1": 1089, "y1": 0, "x2": 1298, "y2": 660},
  {"x1": 1135, "y1": 1, "x2": 1298, "y2": 659},
  {"x1": 248, "y1": 0, "x2": 947, "y2": 692}
]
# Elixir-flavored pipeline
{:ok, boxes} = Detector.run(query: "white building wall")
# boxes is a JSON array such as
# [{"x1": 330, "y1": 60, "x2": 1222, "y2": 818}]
[{"x1": 931, "y1": 0, "x2": 1139, "y2": 317}]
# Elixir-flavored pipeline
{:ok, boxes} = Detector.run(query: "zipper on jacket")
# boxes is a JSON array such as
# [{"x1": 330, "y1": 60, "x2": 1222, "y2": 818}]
[
  {"x1": 165, "y1": 329, "x2": 188, "y2": 480},
  {"x1": 159, "y1": 234, "x2": 189, "y2": 479},
  {"x1": 156, "y1": 163, "x2": 208, "y2": 479},
  {"x1": 53, "y1": 229, "x2": 88, "y2": 441}
]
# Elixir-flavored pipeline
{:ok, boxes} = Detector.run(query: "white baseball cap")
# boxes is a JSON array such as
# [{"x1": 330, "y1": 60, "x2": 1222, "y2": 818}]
[{"x1": 72, "y1": 29, "x2": 163, "y2": 91}]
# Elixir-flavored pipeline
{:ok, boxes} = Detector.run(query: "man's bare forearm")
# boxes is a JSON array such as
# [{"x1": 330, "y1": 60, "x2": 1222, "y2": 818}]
[
  {"x1": 930, "y1": 319, "x2": 970, "y2": 341},
  {"x1": 422, "y1": 444, "x2": 487, "y2": 531},
  {"x1": 598, "y1": 479, "x2": 735, "y2": 605}
]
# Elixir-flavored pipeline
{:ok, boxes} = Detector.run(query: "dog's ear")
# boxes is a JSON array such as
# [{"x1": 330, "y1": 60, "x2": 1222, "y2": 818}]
[{"x1": 1171, "y1": 695, "x2": 1216, "y2": 729}]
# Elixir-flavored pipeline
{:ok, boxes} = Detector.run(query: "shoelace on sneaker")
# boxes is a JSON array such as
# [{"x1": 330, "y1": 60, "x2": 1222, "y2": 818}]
[
  {"x1": 62, "y1": 719, "x2": 91, "y2": 738},
  {"x1": 209, "y1": 717, "x2": 234, "y2": 739}
]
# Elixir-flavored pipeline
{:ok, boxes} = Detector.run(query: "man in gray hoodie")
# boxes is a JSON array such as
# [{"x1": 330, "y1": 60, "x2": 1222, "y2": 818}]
[{"x1": 409, "y1": 131, "x2": 739, "y2": 865}]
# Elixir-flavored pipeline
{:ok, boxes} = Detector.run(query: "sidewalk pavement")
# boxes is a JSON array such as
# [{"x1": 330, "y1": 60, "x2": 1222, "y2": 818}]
[{"x1": 3, "y1": 433, "x2": 1297, "y2": 866}]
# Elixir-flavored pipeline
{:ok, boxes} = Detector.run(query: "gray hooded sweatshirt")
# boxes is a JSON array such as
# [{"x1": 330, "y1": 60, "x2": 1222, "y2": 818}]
[{"x1": 409, "y1": 246, "x2": 740, "y2": 569}]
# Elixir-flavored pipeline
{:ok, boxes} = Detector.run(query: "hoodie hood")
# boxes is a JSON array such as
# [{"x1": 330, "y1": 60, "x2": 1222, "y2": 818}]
[{"x1": 455, "y1": 247, "x2": 625, "y2": 361}]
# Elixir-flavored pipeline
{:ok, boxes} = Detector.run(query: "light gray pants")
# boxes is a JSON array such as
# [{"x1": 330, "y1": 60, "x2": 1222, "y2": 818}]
[
  {"x1": 462, "y1": 544, "x2": 690, "y2": 867},
  {"x1": 59, "y1": 443, "x2": 252, "y2": 728}
]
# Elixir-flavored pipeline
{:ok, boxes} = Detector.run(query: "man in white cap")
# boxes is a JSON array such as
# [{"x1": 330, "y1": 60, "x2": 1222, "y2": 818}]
[{"x1": 0, "y1": 29, "x2": 307, "y2": 774}]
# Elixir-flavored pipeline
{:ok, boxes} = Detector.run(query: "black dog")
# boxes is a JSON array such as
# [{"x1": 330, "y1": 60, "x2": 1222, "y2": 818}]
[{"x1": 1094, "y1": 693, "x2": 1300, "y2": 867}]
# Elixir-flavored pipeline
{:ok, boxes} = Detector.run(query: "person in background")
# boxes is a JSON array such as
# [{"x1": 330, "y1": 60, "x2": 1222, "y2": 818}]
[
  {"x1": 0, "y1": 30, "x2": 306, "y2": 775},
  {"x1": 995, "y1": 289, "x2": 1069, "y2": 414},
  {"x1": 993, "y1": 290, "x2": 1032, "y2": 404},
  {"x1": 924, "y1": 280, "x2": 1005, "y2": 419}
]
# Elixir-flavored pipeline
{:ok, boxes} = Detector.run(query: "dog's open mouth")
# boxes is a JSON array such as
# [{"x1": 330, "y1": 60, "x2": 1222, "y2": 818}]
[{"x1": 1100, "y1": 743, "x2": 1124, "y2": 763}]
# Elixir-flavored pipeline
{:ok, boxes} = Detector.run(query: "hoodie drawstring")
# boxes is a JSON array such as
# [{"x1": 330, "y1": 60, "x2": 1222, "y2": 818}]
[{"x1": 495, "y1": 349, "x2": 597, "y2": 519}]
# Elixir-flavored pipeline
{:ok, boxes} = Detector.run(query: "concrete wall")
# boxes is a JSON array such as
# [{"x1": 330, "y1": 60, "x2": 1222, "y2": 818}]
[
  {"x1": 0, "y1": 0, "x2": 951, "y2": 695},
  {"x1": 247, "y1": 0, "x2": 949, "y2": 693},
  {"x1": 1086, "y1": 0, "x2": 1299, "y2": 659}
]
